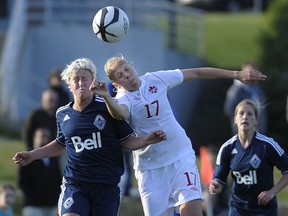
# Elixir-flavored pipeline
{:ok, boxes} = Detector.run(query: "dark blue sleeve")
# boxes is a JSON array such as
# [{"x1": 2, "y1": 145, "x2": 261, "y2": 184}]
[
  {"x1": 113, "y1": 119, "x2": 134, "y2": 142},
  {"x1": 213, "y1": 145, "x2": 231, "y2": 185},
  {"x1": 267, "y1": 142, "x2": 288, "y2": 174}
]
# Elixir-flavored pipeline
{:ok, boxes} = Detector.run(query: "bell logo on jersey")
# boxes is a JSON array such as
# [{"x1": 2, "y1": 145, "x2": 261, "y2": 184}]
[
  {"x1": 72, "y1": 132, "x2": 102, "y2": 153},
  {"x1": 233, "y1": 170, "x2": 257, "y2": 185}
]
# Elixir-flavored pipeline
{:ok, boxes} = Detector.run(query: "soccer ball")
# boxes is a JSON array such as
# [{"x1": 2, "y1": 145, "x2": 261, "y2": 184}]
[{"x1": 92, "y1": 6, "x2": 129, "y2": 43}]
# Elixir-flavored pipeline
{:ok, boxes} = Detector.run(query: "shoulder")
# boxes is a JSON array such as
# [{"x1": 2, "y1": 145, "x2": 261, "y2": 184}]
[
  {"x1": 56, "y1": 103, "x2": 70, "y2": 114},
  {"x1": 94, "y1": 95, "x2": 105, "y2": 102},
  {"x1": 143, "y1": 70, "x2": 183, "y2": 87},
  {"x1": 221, "y1": 135, "x2": 237, "y2": 151},
  {"x1": 143, "y1": 69, "x2": 181, "y2": 78},
  {"x1": 255, "y1": 132, "x2": 285, "y2": 156},
  {"x1": 215, "y1": 135, "x2": 237, "y2": 164},
  {"x1": 56, "y1": 103, "x2": 71, "y2": 120}
]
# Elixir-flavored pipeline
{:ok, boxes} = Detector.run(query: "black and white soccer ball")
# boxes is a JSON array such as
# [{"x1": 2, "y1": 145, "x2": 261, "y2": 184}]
[{"x1": 92, "y1": 6, "x2": 129, "y2": 43}]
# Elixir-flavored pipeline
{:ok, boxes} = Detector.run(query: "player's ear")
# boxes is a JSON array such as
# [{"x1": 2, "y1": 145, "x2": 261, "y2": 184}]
[
  {"x1": 233, "y1": 115, "x2": 237, "y2": 126},
  {"x1": 112, "y1": 82, "x2": 120, "y2": 89},
  {"x1": 67, "y1": 84, "x2": 72, "y2": 92}
]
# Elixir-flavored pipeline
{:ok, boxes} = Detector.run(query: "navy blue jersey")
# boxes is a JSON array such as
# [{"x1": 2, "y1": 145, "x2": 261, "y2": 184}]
[
  {"x1": 55, "y1": 95, "x2": 134, "y2": 185},
  {"x1": 214, "y1": 132, "x2": 288, "y2": 211}
]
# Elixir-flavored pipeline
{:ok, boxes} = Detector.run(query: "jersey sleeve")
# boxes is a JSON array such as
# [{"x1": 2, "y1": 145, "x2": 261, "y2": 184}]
[
  {"x1": 149, "y1": 69, "x2": 184, "y2": 89},
  {"x1": 213, "y1": 143, "x2": 232, "y2": 185},
  {"x1": 266, "y1": 140, "x2": 288, "y2": 174},
  {"x1": 55, "y1": 109, "x2": 66, "y2": 146},
  {"x1": 113, "y1": 119, "x2": 134, "y2": 142},
  {"x1": 115, "y1": 91, "x2": 132, "y2": 113}
]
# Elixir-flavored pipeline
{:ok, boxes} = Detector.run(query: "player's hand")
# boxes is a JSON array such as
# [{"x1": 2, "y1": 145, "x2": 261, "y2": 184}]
[
  {"x1": 209, "y1": 180, "x2": 223, "y2": 195},
  {"x1": 12, "y1": 151, "x2": 33, "y2": 166},
  {"x1": 238, "y1": 69, "x2": 267, "y2": 84},
  {"x1": 258, "y1": 190, "x2": 275, "y2": 205},
  {"x1": 89, "y1": 79, "x2": 109, "y2": 97},
  {"x1": 146, "y1": 130, "x2": 166, "y2": 144}
]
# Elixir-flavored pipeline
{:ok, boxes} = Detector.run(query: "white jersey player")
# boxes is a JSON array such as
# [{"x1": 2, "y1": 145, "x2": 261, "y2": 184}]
[{"x1": 90, "y1": 54, "x2": 267, "y2": 216}]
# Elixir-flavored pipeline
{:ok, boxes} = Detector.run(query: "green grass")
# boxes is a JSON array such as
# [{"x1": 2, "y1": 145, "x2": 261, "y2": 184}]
[
  {"x1": 205, "y1": 12, "x2": 267, "y2": 68},
  {"x1": 0, "y1": 138, "x2": 23, "y2": 185}
]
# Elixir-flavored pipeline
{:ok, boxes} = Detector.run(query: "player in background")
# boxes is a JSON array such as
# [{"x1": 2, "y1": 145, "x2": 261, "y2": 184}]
[
  {"x1": 0, "y1": 183, "x2": 16, "y2": 216},
  {"x1": 224, "y1": 60, "x2": 267, "y2": 135},
  {"x1": 90, "y1": 54, "x2": 267, "y2": 216},
  {"x1": 18, "y1": 127, "x2": 62, "y2": 216},
  {"x1": 209, "y1": 99, "x2": 288, "y2": 216},
  {"x1": 13, "y1": 57, "x2": 166, "y2": 216}
]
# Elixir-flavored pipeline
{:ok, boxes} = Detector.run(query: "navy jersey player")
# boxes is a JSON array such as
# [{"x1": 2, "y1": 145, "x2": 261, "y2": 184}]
[
  {"x1": 90, "y1": 54, "x2": 267, "y2": 216},
  {"x1": 209, "y1": 99, "x2": 288, "y2": 216},
  {"x1": 13, "y1": 57, "x2": 166, "y2": 216}
]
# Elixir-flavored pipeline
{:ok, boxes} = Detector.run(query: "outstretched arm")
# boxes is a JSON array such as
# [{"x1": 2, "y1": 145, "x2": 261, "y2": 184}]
[
  {"x1": 121, "y1": 130, "x2": 166, "y2": 150},
  {"x1": 12, "y1": 140, "x2": 66, "y2": 166},
  {"x1": 89, "y1": 79, "x2": 129, "y2": 120},
  {"x1": 182, "y1": 67, "x2": 266, "y2": 84}
]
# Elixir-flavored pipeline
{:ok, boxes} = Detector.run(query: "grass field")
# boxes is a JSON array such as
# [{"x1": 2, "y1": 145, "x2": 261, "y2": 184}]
[{"x1": 205, "y1": 12, "x2": 266, "y2": 68}]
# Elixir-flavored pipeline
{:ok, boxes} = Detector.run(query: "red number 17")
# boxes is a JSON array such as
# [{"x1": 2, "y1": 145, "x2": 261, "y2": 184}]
[{"x1": 145, "y1": 100, "x2": 159, "y2": 118}]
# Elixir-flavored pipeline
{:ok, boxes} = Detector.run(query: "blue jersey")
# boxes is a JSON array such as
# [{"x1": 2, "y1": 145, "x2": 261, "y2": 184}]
[
  {"x1": 55, "y1": 95, "x2": 134, "y2": 185},
  {"x1": 0, "y1": 207, "x2": 13, "y2": 216},
  {"x1": 214, "y1": 132, "x2": 288, "y2": 211}
]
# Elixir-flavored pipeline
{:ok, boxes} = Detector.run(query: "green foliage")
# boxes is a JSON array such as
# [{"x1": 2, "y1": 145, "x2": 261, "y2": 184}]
[
  {"x1": 257, "y1": 0, "x2": 288, "y2": 149},
  {"x1": 258, "y1": 0, "x2": 288, "y2": 74}
]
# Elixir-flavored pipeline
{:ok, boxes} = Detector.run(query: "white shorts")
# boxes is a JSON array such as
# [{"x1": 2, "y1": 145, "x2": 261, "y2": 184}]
[{"x1": 135, "y1": 154, "x2": 203, "y2": 216}]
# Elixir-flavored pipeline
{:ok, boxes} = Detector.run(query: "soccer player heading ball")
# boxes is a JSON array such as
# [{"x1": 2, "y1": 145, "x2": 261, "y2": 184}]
[
  {"x1": 13, "y1": 57, "x2": 166, "y2": 216},
  {"x1": 90, "y1": 53, "x2": 267, "y2": 216}
]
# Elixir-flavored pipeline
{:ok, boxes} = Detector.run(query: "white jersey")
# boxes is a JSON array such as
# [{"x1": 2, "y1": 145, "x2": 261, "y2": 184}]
[{"x1": 116, "y1": 69, "x2": 196, "y2": 170}]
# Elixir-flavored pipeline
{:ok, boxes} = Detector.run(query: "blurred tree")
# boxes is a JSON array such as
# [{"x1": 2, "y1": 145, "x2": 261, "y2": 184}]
[{"x1": 257, "y1": 0, "x2": 288, "y2": 151}]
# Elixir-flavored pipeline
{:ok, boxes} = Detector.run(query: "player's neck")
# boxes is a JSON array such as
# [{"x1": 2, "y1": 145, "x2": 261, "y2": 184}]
[
  {"x1": 238, "y1": 130, "x2": 255, "y2": 149},
  {"x1": 73, "y1": 96, "x2": 93, "y2": 111}
]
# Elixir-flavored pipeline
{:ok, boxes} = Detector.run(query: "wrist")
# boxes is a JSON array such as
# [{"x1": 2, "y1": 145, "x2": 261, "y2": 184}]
[{"x1": 234, "y1": 70, "x2": 239, "y2": 79}]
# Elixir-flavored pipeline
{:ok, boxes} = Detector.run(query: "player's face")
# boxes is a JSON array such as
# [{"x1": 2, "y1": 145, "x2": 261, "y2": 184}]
[
  {"x1": 234, "y1": 104, "x2": 258, "y2": 132},
  {"x1": 69, "y1": 69, "x2": 94, "y2": 101},
  {"x1": 111, "y1": 62, "x2": 140, "y2": 91},
  {"x1": 0, "y1": 188, "x2": 15, "y2": 206}
]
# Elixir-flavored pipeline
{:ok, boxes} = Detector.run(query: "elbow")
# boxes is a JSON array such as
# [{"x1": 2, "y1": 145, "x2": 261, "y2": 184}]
[
  {"x1": 113, "y1": 113, "x2": 128, "y2": 120},
  {"x1": 115, "y1": 112, "x2": 129, "y2": 121}
]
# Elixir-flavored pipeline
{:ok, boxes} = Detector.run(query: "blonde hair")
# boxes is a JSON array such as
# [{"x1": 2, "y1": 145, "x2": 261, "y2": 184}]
[
  {"x1": 234, "y1": 99, "x2": 260, "y2": 119},
  {"x1": 61, "y1": 58, "x2": 97, "y2": 83},
  {"x1": 104, "y1": 53, "x2": 128, "y2": 81}
]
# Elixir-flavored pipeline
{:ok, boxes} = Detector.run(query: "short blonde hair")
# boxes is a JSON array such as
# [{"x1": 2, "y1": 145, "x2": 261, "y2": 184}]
[
  {"x1": 61, "y1": 58, "x2": 97, "y2": 83},
  {"x1": 104, "y1": 54, "x2": 128, "y2": 81}
]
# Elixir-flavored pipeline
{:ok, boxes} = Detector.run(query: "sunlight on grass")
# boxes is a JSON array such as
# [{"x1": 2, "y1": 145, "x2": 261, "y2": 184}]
[
  {"x1": 0, "y1": 138, "x2": 23, "y2": 185},
  {"x1": 205, "y1": 13, "x2": 266, "y2": 68}
]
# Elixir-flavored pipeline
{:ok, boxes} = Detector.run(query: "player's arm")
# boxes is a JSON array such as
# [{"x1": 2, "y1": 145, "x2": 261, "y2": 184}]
[
  {"x1": 90, "y1": 80, "x2": 129, "y2": 120},
  {"x1": 258, "y1": 173, "x2": 288, "y2": 205},
  {"x1": 209, "y1": 179, "x2": 224, "y2": 195},
  {"x1": 12, "y1": 140, "x2": 66, "y2": 166},
  {"x1": 181, "y1": 67, "x2": 266, "y2": 84},
  {"x1": 121, "y1": 130, "x2": 166, "y2": 150},
  {"x1": 103, "y1": 95, "x2": 129, "y2": 120},
  {"x1": 270, "y1": 173, "x2": 288, "y2": 195}
]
